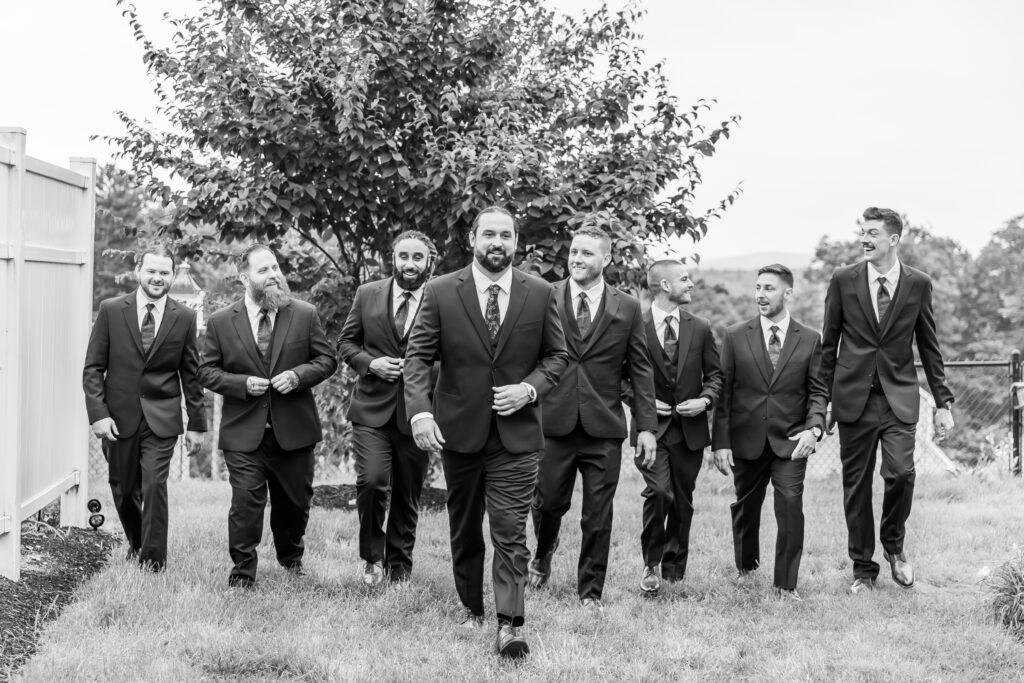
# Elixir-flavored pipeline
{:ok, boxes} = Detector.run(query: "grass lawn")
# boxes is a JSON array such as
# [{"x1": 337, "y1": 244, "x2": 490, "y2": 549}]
[{"x1": 18, "y1": 459, "x2": 1024, "y2": 681}]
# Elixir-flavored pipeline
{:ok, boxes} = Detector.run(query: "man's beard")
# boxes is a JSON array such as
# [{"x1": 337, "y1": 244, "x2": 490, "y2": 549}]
[
  {"x1": 395, "y1": 266, "x2": 428, "y2": 291},
  {"x1": 474, "y1": 246, "x2": 512, "y2": 274},
  {"x1": 251, "y1": 278, "x2": 291, "y2": 310}
]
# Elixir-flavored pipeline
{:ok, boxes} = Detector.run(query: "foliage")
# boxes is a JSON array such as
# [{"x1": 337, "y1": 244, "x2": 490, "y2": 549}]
[
  {"x1": 965, "y1": 215, "x2": 1024, "y2": 356},
  {"x1": 987, "y1": 547, "x2": 1024, "y2": 642}
]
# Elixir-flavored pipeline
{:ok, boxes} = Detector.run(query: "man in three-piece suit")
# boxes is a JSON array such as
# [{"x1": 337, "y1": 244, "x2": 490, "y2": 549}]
[
  {"x1": 405, "y1": 206, "x2": 568, "y2": 659},
  {"x1": 712, "y1": 264, "x2": 828, "y2": 599},
  {"x1": 821, "y1": 207, "x2": 954, "y2": 593},
  {"x1": 199, "y1": 244, "x2": 337, "y2": 588},
  {"x1": 528, "y1": 225, "x2": 658, "y2": 617},
  {"x1": 338, "y1": 230, "x2": 433, "y2": 587},
  {"x1": 83, "y1": 245, "x2": 206, "y2": 571}
]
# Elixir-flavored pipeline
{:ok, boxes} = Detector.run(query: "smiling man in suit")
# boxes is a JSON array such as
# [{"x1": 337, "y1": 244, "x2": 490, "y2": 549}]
[
  {"x1": 528, "y1": 225, "x2": 658, "y2": 617},
  {"x1": 821, "y1": 207, "x2": 955, "y2": 593},
  {"x1": 626, "y1": 259, "x2": 722, "y2": 596},
  {"x1": 404, "y1": 206, "x2": 568, "y2": 659},
  {"x1": 83, "y1": 245, "x2": 206, "y2": 572},
  {"x1": 199, "y1": 244, "x2": 337, "y2": 588},
  {"x1": 712, "y1": 264, "x2": 828, "y2": 600},
  {"x1": 338, "y1": 230, "x2": 433, "y2": 587}
]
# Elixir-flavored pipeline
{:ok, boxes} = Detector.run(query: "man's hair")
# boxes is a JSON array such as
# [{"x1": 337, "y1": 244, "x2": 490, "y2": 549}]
[
  {"x1": 136, "y1": 244, "x2": 176, "y2": 272},
  {"x1": 572, "y1": 225, "x2": 612, "y2": 253},
  {"x1": 646, "y1": 259, "x2": 685, "y2": 292},
  {"x1": 862, "y1": 207, "x2": 903, "y2": 236},
  {"x1": 471, "y1": 205, "x2": 516, "y2": 234},
  {"x1": 392, "y1": 229, "x2": 434, "y2": 254},
  {"x1": 757, "y1": 263, "x2": 794, "y2": 288},
  {"x1": 236, "y1": 243, "x2": 276, "y2": 273}
]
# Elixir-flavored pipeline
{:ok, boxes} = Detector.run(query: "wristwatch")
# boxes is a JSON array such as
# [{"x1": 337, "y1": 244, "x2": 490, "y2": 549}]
[{"x1": 811, "y1": 426, "x2": 823, "y2": 439}]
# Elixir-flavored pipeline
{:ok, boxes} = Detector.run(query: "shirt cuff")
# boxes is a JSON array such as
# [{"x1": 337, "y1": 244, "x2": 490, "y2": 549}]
[
  {"x1": 410, "y1": 412, "x2": 433, "y2": 424},
  {"x1": 520, "y1": 382, "x2": 537, "y2": 403}
]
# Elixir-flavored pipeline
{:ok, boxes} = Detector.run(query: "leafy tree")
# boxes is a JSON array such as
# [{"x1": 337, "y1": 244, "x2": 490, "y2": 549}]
[
  {"x1": 965, "y1": 216, "x2": 1024, "y2": 356},
  {"x1": 92, "y1": 163, "x2": 157, "y2": 309}
]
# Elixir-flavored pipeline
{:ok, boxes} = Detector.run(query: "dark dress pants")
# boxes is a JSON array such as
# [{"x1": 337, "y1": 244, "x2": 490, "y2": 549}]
[
  {"x1": 730, "y1": 441, "x2": 807, "y2": 590},
  {"x1": 104, "y1": 415, "x2": 177, "y2": 569},
  {"x1": 534, "y1": 422, "x2": 622, "y2": 600},
  {"x1": 638, "y1": 422, "x2": 703, "y2": 581},
  {"x1": 442, "y1": 423, "x2": 537, "y2": 626},
  {"x1": 838, "y1": 389, "x2": 917, "y2": 580},
  {"x1": 223, "y1": 427, "x2": 315, "y2": 581},
  {"x1": 352, "y1": 415, "x2": 429, "y2": 579}
]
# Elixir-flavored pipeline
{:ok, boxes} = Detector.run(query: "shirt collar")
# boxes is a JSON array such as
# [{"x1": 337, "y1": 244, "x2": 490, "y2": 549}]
[
  {"x1": 393, "y1": 281, "x2": 424, "y2": 301},
  {"x1": 472, "y1": 261, "x2": 513, "y2": 295},
  {"x1": 243, "y1": 292, "x2": 276, "y2": 319},
  {"x1": 761, "y1": 312, "x2": 791, "y2": 336},
  {"x1": 568, "y1": 278, "x2": 604, "y2": 305},
  {"x1": 867, "y1": 259, "x2": 901, "y2": 283},
  {"x1": 136, "y1": 288, "x2": 167, "y2": 314},
  {"x1": 651, "y1": 302, "x2": 677, "y2": 326}
]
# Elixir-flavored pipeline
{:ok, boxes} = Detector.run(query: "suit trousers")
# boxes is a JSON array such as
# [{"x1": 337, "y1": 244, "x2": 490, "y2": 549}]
[
  {"x1": 104, "y1": 415, "x2": 177, "y2": 569},
  {"x1": 442, "y1": 423, "x2": 538, "y2": 626},
  {"x1": 223, "y1": 427, "x2": 315, "y2": 581},
  {"x1": 352, "y1": 415, "x2": 429, "y2": 578},
  {"x1": 838, "y1": 389, "x2": 917, "y2": 580},
  {"x1": 638, "y1": 422, "x2": 703, "y2": 581},
  {"x1": 534, "y1": 422, "x2": 622, "y2": 600},
  {"x1": 730, "y1": 441, "x2": 807, "y2": 590}
]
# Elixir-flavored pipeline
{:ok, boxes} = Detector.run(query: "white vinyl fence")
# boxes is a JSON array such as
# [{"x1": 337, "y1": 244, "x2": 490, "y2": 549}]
[{"x1": 0, "y1": 128, "x2": 96, "y2": 581}]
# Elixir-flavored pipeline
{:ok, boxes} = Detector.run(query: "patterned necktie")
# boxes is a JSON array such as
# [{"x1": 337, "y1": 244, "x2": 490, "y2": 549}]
[
  {"x1": 141, "y1": 303, "x2": 155, "y2": 354},
  {"x1": 876, "y1": 276, "x2": 891, "y2": 321},
  {"x1": 257, "y1": 308, "x2": 272, "y2": 364},
  {"x1": 576, "y1": 292, "x2": 591, "y2": 337},
  {"x1": 485, "y1": 284, "x2": 501, "y2": 345},
  {"x1": 768, "y1": 325, "x2": 781, "y2": 369},
  {"x1": 663, "y1": 315, "x2": 677, "y2": 359},
  {"x1": 395, "y1": 290, "x2": 412, "y2": 336}
]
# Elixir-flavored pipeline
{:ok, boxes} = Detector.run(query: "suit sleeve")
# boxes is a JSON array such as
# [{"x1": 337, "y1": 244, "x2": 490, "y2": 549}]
[
  {"x1": 290, "y1": 308, "x2": 338, "y2": 390},
  {"x1": 522, "y1": 286, "x2": 569, "y2": 400},
  {"x1": 804, "y1": 333, "x2": 829, "y2": 433},
  {"x1": 404, "y1": 281, "x2": 441, "y2": 417},
  {"x1": 820, "y1": 271, "x2": 842, "y2": 399},
  {"x1": 337, "y1": 288, "x2": 375, "y2": 376},
  {"x1": 698, "y1": 323, "x2": 724, "y2": 407},
  {"x1": 711, "y1": 330, "x2": 735, "y2": 451},
  {"x1": 914, "y1": 278, "x2": 954, "y2": 407},
  {"x1": 179, "y1": 312, "x2": 207, "y2": 431},
  {"x1": 82, "y1": 302, "x2": 111, "y2": 424},
  {"x1": 622, "y1": 302, "x2": 658, "y2": 432},
  {"x1": 198, "y1": 319, "x2": 249, "y2": 400}
]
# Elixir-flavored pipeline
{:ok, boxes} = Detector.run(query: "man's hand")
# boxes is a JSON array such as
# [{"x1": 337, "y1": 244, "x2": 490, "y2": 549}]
[
  {"x1": 826, "y1": 402, "x2": 836, "y2": 434},
  {"x1": 934, "y1": 407, "x2": 955, "y2": 441},
  {"x1": 246, "y1": 376, "x2": 270, "y2": 396},
  {"x1": 676, "y1": 398, "x2": 709, "y2": 418},
  {"x1": 185, "y1": 431, "x2": 204, "y2": 456},
  {"x1": 91, "y1": 417, "x2": 119, "y2": 441},
  {"x1": 713, "y1": 448, "x2": 733, "y2": 475},
  {"x1": 655, "y1": 399, "x2": 674, "y2": 417},
  {"x1": 634, "y1": 431, "x2": 658, "y2": 469},
  {"x1": 368, "y1": 356, "x2": 402, "y2": 382},
  {"x1": 412, "y1": 417, "x2": 446, "y2": 452},
  {"x1": 788, "y1": 430, "x2": 817, "y2": 459},
  {"x1": 271, "y1": 370, "x2": 300, "y2": 394},
  {"x1": 492, "y1": 384, "x2": 530, "y2": 417}
]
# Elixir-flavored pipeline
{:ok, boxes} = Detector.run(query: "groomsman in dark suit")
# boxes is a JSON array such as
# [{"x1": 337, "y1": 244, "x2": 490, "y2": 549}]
[
  {"x1": 626, "y1": 259, "x2": 722, "y2": 595},
  {"x1": 199, "y1": 244, "x2": 337, "y2": 588},
  {"x1": 405, "y1": 206, "x2": 567, "y2": 659},
  {"x1": 338, "y1": 230, "x2": 433, "y2": 587},
  {"x1": 529, "y1": 225, "x2": 658, "y2": 617},
  {"x1": 83, "y1": 245, "x2": 206, "y2": 571},
  {"x1": 712, "y1": 264, "x2": 828, "y2": 599},
  {"x1": 821, "y1": 207, "x2": 955, "y2": 593}
]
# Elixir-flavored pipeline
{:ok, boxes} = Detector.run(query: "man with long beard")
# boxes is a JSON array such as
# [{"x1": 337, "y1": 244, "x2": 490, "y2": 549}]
[
  {"x1": 338, "y1": 230, "x2": 434, "y2": 587},
  {"x1": 199, "y1": 244, "x2": 337, "y2": 588},
  {"x1": 404, "y1": 206, "x2": 568, "y2": 659}
]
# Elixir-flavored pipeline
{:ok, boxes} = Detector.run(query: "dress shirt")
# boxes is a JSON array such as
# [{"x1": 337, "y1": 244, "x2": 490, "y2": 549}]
[
  {"x1": 650, "y1": 303, "x2": 678, "y2": 350},
  {"x1": 760, "y1": 312, "x2": 791, "y2": 351},
  {"x1": 136, "y1": 288, "x2": 167, "y2": 335},
  {"x1": 392, "y1": 282, "x2": 424, "y2": 337},
  {"x1": 471, "y1": 261, "x2": 512, "y2": 323},
  {"x1": 568, "y1": 278, "x2": 605, "y2": 319},
  {"x1": 867, "y1": 260, "x2": 901, "y2": 322},
  {"x1": 244, "y1": 293, "x2": 278, "y2": 341}
]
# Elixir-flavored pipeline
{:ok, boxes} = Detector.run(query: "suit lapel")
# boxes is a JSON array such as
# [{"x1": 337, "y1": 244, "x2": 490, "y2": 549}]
[
  {"x1": 145, "y1": 297, "x2": 180, "y2": 362},
  {"x1": 230, "y1": 301, "x2": 265, "y2": 370},
  {"x1": 121, "y1": 293, "x2": 146, "y2": 358},
  {"x1": 380, "y1": 279, "x2": 403, "y2": 347},
  {"x1": 582, "y1": 284, "x2": 617, "y2": 355},
  {"x1": 269, "y1": 300, "x2": 294, "y2": 372},
  {"x1": 555, "y1": 280, "x2": 581, "y2": 354},
  {"x1": 456, "y1": 266, "x2": 493, "y2": 355},
  {"x1": 769, "y1": 320, "x2": 800, "y2": 387},
  {"x1": 879, "y1": 264, "x2": 913, "y2": 340},
  {"x1": 644, "y1": 315, "x2": 670, "y2": 383},
  {"x1": 672, "y1": 308, "x2": 696, "y2": 382},
  {"x1": 493, "y1": 270, "x2": 530, "y2": 359},
  {"x1": 744, "y1": 318, "x2": 772, "y2": 385},
  {"x1": 852, "y1": 263, "x2": 880, "y2": 335}
]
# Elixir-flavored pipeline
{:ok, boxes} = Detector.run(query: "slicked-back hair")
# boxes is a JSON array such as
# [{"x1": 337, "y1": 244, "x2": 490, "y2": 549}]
[
  {"x1": 236, "y1": 243, "x2": 276, "y2": 274},
  {"x1": 647, "y1": 259, "x2": 685, "y2": 292},
  {"x1": 757, "y1": 263, "x2": 794, "y2": 288},
  {"x1": 392, "y1": 229, "x2": 436, "y2": 267},
  {"x1": 471, "y1": 205, "x2": 516, "y2": 235},
  {"x1": 862, "y1": 206, "x2": 903, "y2": 236},
  {"x1": 573, "y1": 225, "x2": 612, "y2": 253},
  {"x1": 136, "y1": 244, "x2": 176, "y2": 272}
]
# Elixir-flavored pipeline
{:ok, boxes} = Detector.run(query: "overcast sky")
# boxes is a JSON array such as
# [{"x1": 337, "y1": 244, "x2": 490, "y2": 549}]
[{"x1": 2, "y1": 0, "x2": 1021, "y2": 261}]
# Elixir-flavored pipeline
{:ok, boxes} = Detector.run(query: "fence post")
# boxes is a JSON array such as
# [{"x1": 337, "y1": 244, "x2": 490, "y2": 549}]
[{"x1": 1011, "y1": 349, "x2": 1021, "y2": 477}]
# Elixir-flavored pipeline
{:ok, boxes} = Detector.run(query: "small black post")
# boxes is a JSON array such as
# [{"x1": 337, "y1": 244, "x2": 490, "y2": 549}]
[{"x1": 1012, "y1": 350, "x2": 1022, "y2": 476}]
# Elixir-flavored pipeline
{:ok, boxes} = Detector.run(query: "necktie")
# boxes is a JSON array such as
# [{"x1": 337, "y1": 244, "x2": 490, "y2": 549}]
[
  {"x1": 663, "y1": 315, "x2": 677, "y2": 359},
  {"x1": 768, "y1": 325, "x2": 781, "y2": 369},
  {"x1": 576, "y1": 292, "x2": 591, "y2": 337},
  {"x1": 257, "y1": 308, "x2": 272, "y2": 364},
  {"x1": 485, "y1": 284, "x2": 501, "y2": 345},
  {"x1": 141, "y1": 303, "x2": 155, "y2": 354},
  {"x1": 876, "y1": 276, "x2": 891, "y2": 321},
  {"x1": 395, "y1": 290, "x2": 412, "y2": 336}
]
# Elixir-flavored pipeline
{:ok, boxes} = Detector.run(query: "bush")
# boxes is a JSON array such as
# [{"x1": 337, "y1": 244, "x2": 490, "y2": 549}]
[{"x1": 987, "y1": 547, "x2": 1024, "y2": 641}]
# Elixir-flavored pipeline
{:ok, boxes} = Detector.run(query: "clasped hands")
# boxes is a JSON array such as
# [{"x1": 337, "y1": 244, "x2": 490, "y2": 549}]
[
  {"x1": 246, "y1": 370, "x2": 299, "y2": 396},
  {"x1": 656, "y1": 398, "x2": 707, "y2": 418},
  {"x1": 411, "y1": 384, "x2": 533, "y2": 452},
  {"x1": 712, "y1": 429, "x2": 818, "y2": 476}
]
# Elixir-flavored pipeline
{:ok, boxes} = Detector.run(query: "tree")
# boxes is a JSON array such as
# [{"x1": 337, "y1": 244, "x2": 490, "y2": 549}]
[{"x1": 965, "y1": 215, "x2": 1024, "y2": 356}]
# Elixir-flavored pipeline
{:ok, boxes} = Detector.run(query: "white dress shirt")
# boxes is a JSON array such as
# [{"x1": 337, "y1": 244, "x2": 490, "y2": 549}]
[
  {"x1": 650, "y1": 303, "x2": 678, "y2": 349},
  {"x1": 568, "y1": 278, "x2": 605, "y2": 323},
  {"x1": 471, "y1": 261, "x2": 512, "y2": 323},
  {"x1": 760, "y1": 312, "x2": 791, "y2": 350},
  {"x1": 867, "y1": 260, "x2": 901, "y2": 322},
  {"x1": 392, "y1": 283, "x2": 424, "y2": 337},
  {"x1": 244, "y1": 293, "x2": 277, "y2": 340},
  {"x1": 136, "y1": 288, "x2": 167, "y2": 335}
]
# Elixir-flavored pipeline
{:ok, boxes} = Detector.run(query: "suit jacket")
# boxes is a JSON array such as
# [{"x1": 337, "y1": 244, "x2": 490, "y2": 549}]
[
  {"x1": 83, "y1": 292, "x2": 206, "y2": 439},
  {"x1": 712, "y1": 316, "x2": 828, "y2": 460},
  {"x1": 542, "y1": 280, "x2": 657, "y2": 439},
  {"x1": 626, "y1": 308, "x2": 723, "y2": 451},
  {"x1": 404, "y1": 265, "x2": 569, "y2": 454},
  {"x1": 821, "y1": 261, "x2": 953, "y2": 424},
  {"x1": 198, "y1": 297, "x2": 337, "y2": 452}
]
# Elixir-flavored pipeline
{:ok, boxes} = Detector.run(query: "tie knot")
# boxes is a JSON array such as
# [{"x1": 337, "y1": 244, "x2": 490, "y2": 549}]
[
  {"x1": 145, "y1": 303, "x2": 155, "y2": 312},
  {"x1": 259, "y1": 308, "x2": 269, "y2": 318},
  {"x1": 877, "y1": 276, "x2": 887, "y2": 286},
  {"x1": 578, "y1": 292, "x2": 587, "y2": 301},
  {"x1": 401, "y1": 290, "x2": 412, "y2": 301},
  {"x1": 770, "y1": 325, "x2": 779, "y2": 334},
  {"x1": 488, "y1": 284, "x2": 501, "y2": 295}
]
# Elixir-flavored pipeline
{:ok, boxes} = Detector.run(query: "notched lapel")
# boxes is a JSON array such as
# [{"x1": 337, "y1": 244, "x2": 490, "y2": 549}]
[
  {"x1": 456, "y1": 268, "x2": 493, "y2": 355},
  {"x1": 583, "y1": 285, "x2": 618, "y2": 354},
  {"x1": 379, "y1": 279, "x2": 402, "y2": 348},
  {"x1": 146, "y1": 298, "x2": 180, "y2": 362},
  {"x1": 555, "y1": 280, "x2": 581, "y2": 354},
  {"x1": 494, "y1": 271, "x2": 530, "y2": 358},
  {"x1": 231, "y1": 302, "x2": 265, "y2": 370},
  {"x1": 269, "y1": 301, "x2": 295, "y2": 371},
  {"x1": 769, "y1": 321, "x2": 800, "y2": 386},
  {"x1": 645, "y1": 316, "x2": 670, "y2": 382},
  {"x1": 852, "y1": 264, "x2": 878, "y2": 334},
  {"x1": 744, "y1": 319, "x2": 772, "y2": 385},
  {"x1": 879, "y1": 266, "x2": 913, "y2": 339},
  {"x1": 121, "y1": 294, "x2": 146, "y2": 358},
  {"x1": 673, "y1": 308, "x2": 695, "y2": 382}
]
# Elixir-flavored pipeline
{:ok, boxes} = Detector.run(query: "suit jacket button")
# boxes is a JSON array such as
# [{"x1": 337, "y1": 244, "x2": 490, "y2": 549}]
[
  {"x1": 761, "y1": 416, "x2": 766, "y2": 420},
  {"x1": 262, "y1": 403, "x2": 268, "y2": 408}
]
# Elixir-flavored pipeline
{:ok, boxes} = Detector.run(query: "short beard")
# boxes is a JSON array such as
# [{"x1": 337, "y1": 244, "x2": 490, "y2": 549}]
[
  {"x1": 474, "y1": 248, "x2": 512, "y2": 274},
  {"x1": 395, "y1": 267, "x2": 428, "y2": 291},
  {"x1": 251, "y1": 279, "x2": 291, "y2": 310}
]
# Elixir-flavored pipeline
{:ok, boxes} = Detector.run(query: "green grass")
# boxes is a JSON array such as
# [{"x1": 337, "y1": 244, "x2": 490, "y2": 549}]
[{"x1": 18, "y1": 462, "x2": 1024, "y2": 681}]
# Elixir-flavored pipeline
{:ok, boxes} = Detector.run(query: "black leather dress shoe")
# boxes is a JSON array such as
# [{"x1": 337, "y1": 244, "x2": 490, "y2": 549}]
[
  {"x1": 283, "y1": 562, "x2": 306, "y2": 577},
  {"x1": 849, "y1": 577, "x2": 876, "y2": 594},
  {"x1": 495, "y1": 624, "x2": 529, "y2": 659},
  {"x1": 528, "y1": 536, "x2": 559, "y2": 589},
  {"x1": 228, "y1": 575, "x2": 256, "y2": 590},
  {"x1": 883, "y1": 551, "x2": 914, "y2": 588}
]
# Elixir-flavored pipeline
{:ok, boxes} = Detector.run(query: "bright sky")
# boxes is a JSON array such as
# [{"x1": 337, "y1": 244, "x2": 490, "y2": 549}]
[{"x1": 3, "y1": 0, "x2": 1021, "y2": 261}]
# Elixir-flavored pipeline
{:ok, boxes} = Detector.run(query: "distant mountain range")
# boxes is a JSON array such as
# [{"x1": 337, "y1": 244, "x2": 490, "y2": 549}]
[{"x1": 695, "y1": 252, "x2": 813, "y2": 272}]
